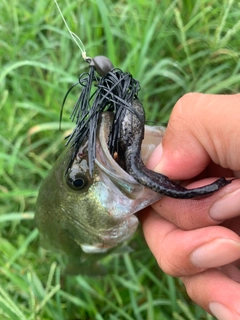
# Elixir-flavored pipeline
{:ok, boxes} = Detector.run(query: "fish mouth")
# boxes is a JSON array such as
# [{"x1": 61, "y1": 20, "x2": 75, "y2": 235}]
[
  {"x1": 96, "y1": 112, "x2": 142, "y2": 199},
  {"x1": 70, "y1": 113, "x2": 166, "y2": 254},
  {"x1": 95, "y1": 112, "x2": 165, "y2": 199}
]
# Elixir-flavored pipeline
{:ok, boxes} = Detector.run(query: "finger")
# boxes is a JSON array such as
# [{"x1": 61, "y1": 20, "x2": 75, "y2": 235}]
[
  {"x1": 182, "y1": 269, "x2": 240, "y2": 318},
  {"x1": 139, "y1": 207, "x2": 240, "y2": 277},
  {"x1": 151, "y1": 178, "x2": 240, "y2": 230},
  {"x1": 150, "y1": 93, "x2": 240, "y2": 180}
]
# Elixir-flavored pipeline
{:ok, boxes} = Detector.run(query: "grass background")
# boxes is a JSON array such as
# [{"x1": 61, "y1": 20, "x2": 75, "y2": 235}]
[{"x1": 1, "y1": 0, "x2": 240, "y2": 319}]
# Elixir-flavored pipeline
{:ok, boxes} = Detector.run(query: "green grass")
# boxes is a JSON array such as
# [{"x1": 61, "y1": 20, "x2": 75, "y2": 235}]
[{"x1": 1, "y1": 0, "x2": 240, "y2": 318}]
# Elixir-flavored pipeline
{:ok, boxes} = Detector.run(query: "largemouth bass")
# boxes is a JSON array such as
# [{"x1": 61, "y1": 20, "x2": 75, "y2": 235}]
[{"x1": 35, "y1": 56, "x2": 231, "y2": 261}]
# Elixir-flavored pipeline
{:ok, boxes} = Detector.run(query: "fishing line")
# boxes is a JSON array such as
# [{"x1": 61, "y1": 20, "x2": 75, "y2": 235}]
[
  {"x1": 54, "y1": 0, "x2": 91, "y2": 129},
  {"x1": 54, "y1": 0, "x2": 88, "y2": 60}
]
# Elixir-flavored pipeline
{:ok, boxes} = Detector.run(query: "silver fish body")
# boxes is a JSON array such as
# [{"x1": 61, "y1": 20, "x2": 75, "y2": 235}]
[{"x1": 35, "y1": 112, "x2": 165, "y2": 255}]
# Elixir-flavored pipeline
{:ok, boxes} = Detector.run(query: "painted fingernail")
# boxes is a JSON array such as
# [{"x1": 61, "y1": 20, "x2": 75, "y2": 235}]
[
  {"x1": 209, "y1": 302, "x2": 240, "y2": 320},
  {"x1": 210, "y1": 188, "x2": 240, "y2": 221},
  {"x1": 191, "y1": 238, "x2": 240, "y2": 269}
]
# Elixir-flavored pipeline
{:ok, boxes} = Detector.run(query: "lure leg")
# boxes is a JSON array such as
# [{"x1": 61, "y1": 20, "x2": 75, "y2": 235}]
[{"x1": 125, "y1": 150, "x2": 232, "y2": 199}]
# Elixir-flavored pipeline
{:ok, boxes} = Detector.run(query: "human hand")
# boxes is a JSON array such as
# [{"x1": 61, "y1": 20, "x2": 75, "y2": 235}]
[{"x1": 139, "y1": 93, "x2": 240, "y2": 319}]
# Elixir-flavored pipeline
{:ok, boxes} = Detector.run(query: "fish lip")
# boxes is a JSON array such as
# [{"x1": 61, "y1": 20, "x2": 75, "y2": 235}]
[{"x1": 80, "y1": 244, "x2": 111, "y2": 253}]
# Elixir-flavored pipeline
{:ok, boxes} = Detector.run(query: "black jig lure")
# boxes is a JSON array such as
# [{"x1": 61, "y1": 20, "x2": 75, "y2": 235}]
[{"x1": 62, "y1": 55, "x2": 232, "y2": 198}]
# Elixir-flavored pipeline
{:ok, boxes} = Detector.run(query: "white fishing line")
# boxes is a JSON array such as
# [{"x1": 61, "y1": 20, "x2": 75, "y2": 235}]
[{"x1": 54, "y1": 0, "x2": 89, "y2": 60}]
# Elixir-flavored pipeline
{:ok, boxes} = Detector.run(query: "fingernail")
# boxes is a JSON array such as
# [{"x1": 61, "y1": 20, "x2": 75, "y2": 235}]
[
  {"x1": 147, "y1": 143, "x2": 163, "y2": 171},
  {"x1": 209, "y1": 302, "x2": 240, "y2": 320},
  {"x1": 210, "y1": 188, "x2": 240, "y2": 221},
  {"x1": 153, "y1": 144, "x2": 164, "y2": 172},
  {"x1": 191, "y1": 238, "x2": 240, "y2": 269}
]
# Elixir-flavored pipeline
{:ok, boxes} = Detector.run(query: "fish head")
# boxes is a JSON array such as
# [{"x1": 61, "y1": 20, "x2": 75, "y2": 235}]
[{"x1": 35, "y1": 113, "x2": 165, "y2": 256}]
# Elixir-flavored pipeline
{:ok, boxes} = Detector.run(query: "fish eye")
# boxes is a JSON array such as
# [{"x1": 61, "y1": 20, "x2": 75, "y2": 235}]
[{"x1": 66, "y1": 172, "x2": 89, "y2": 191}]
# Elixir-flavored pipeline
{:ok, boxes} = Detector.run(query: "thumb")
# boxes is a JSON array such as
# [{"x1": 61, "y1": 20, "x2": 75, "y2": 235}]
[{"x1": 148, "y1": 93, "x2": 240, "y2": 180}]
